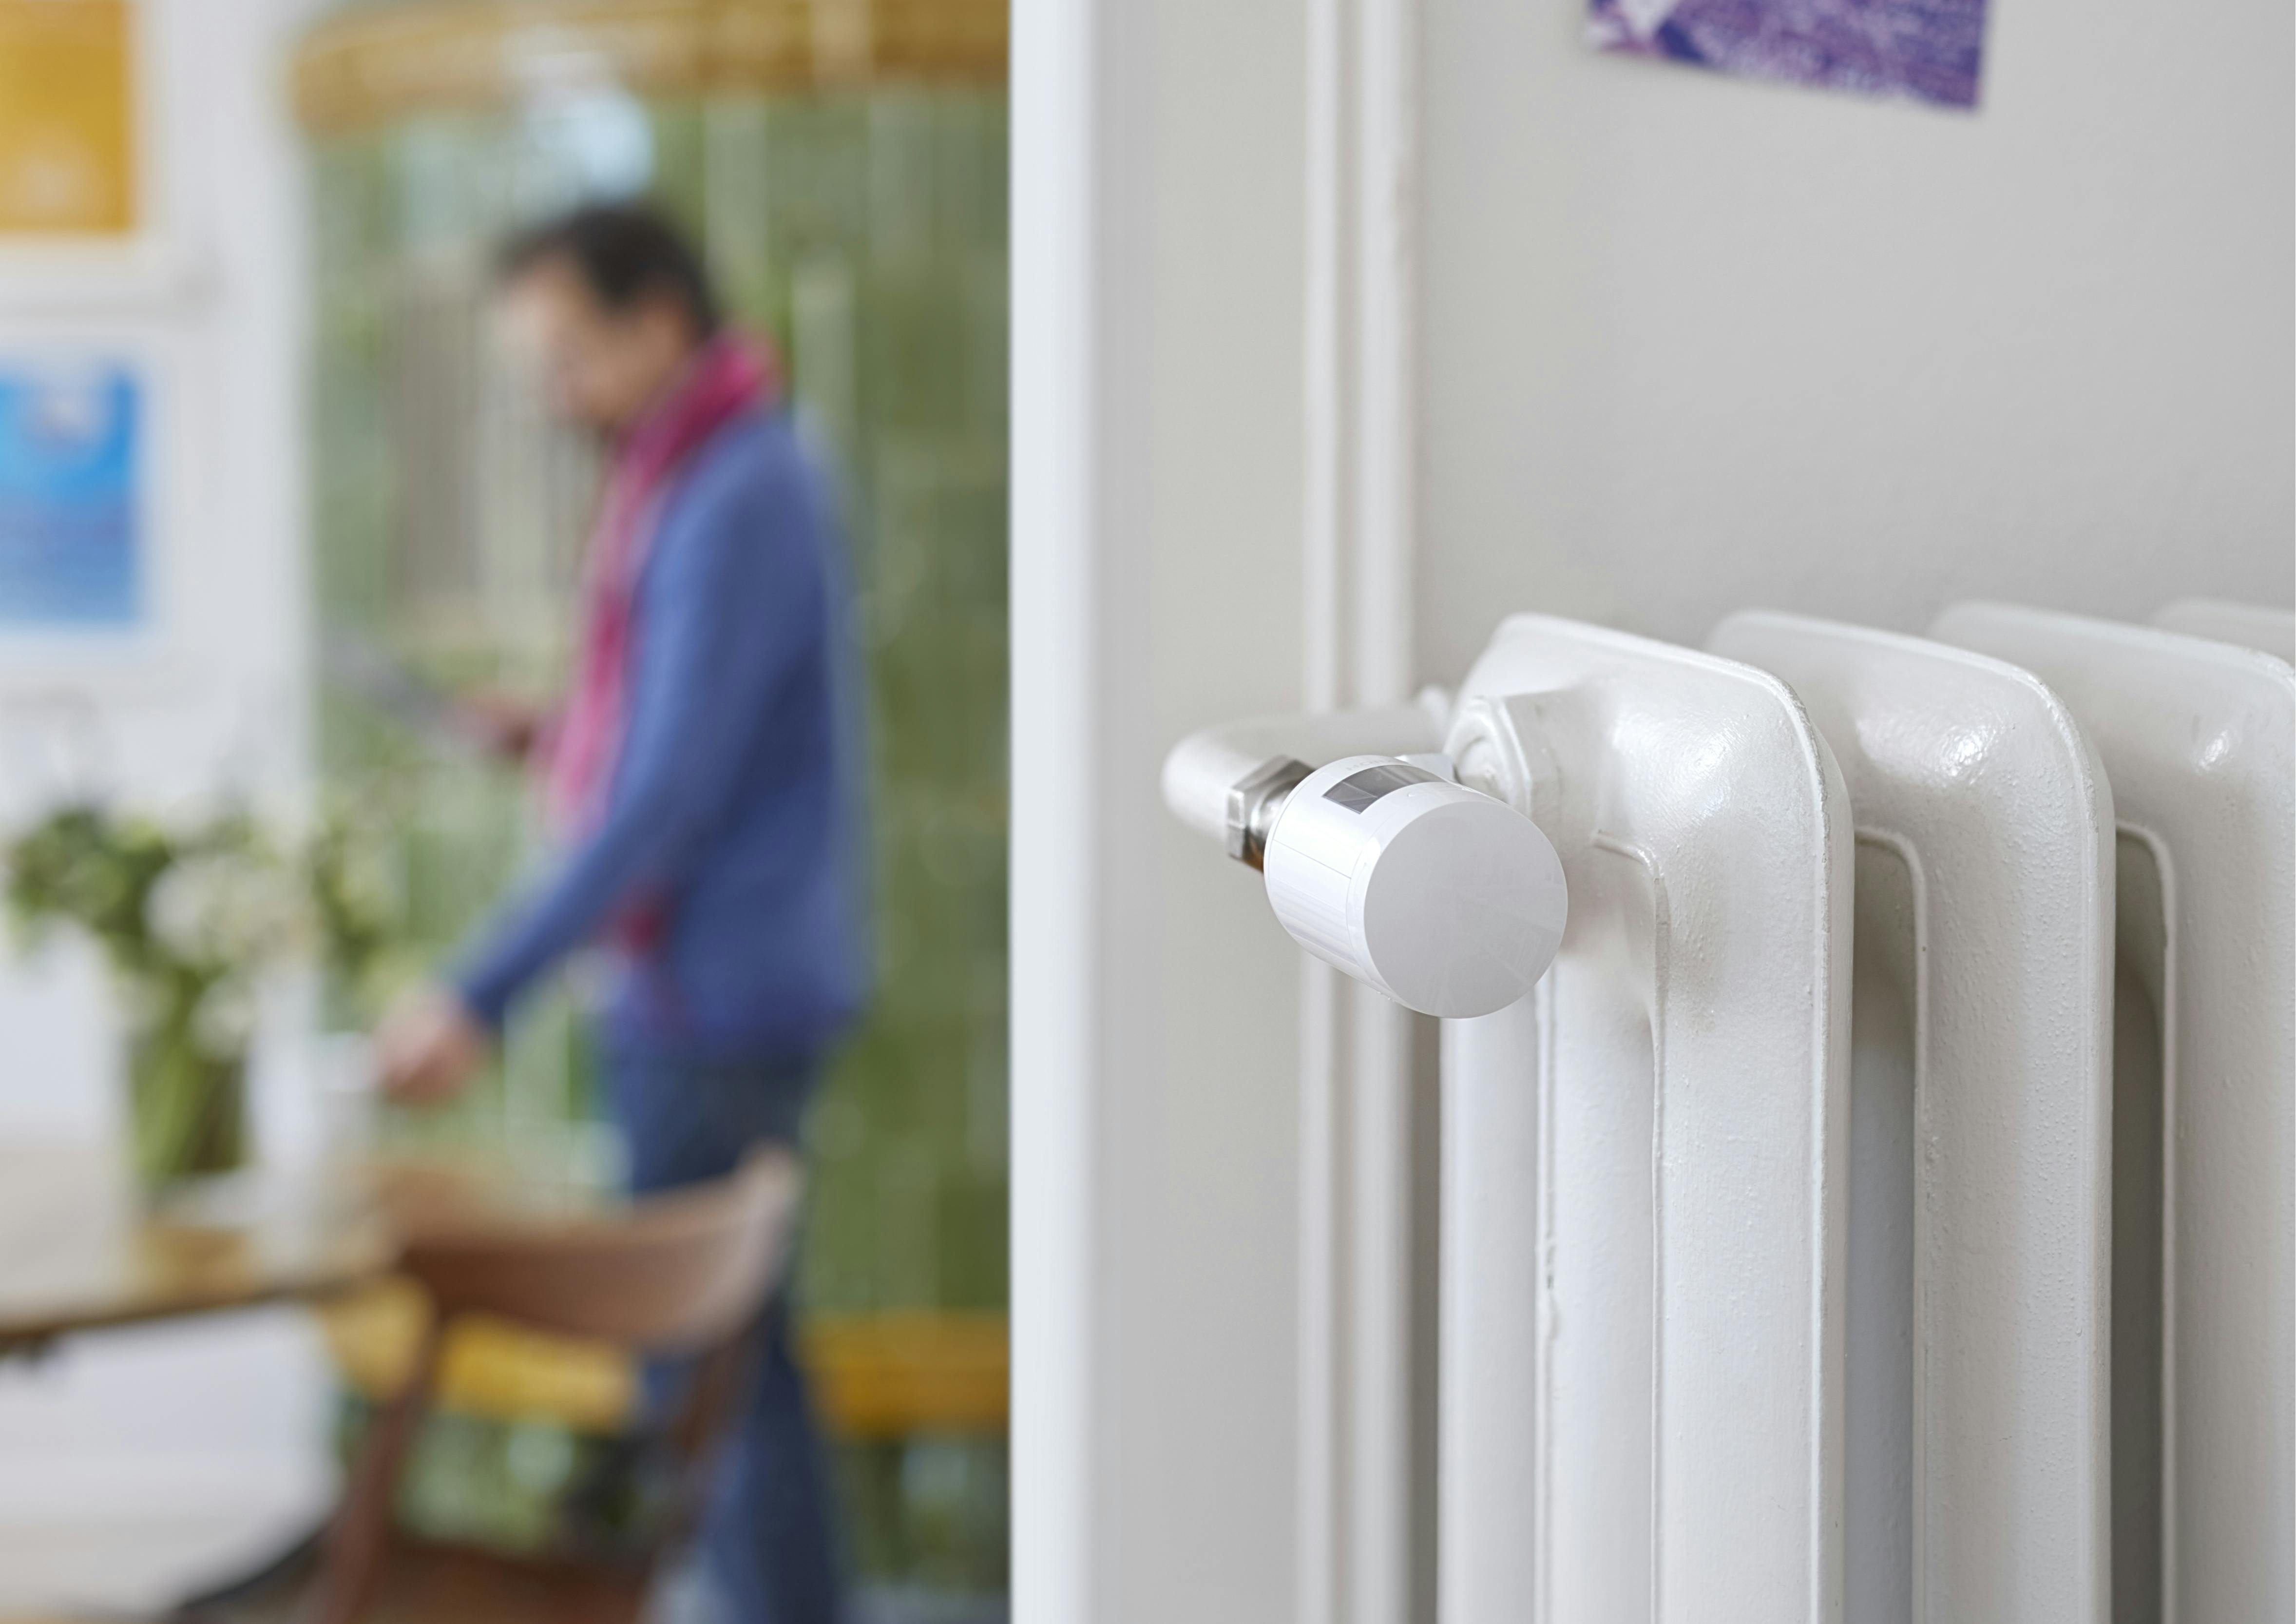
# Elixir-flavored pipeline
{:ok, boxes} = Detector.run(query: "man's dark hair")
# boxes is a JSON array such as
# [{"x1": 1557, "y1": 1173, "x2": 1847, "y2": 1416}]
[{"x1": 498, "y1": 201, "x2": 721, "y2": 336}]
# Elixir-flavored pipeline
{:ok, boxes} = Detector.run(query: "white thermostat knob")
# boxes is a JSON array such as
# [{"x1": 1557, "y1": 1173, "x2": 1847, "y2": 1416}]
[{"x1": 1260, "y1": 754, "x2": 1567, "y2": 1018}]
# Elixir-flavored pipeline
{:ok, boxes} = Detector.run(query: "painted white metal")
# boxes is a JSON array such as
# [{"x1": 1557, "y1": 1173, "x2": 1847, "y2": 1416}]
[
  {"x1": 1162, "y1": 706, "x2": 1440, "y2": 844},
  {"x1": 1437, "y1": 990, "x2": 1541, "y2": 1624},
  {"x1": 1708, "y1": 613, "x2": 2115, "y2": 1624},
  {"x1": 2150, "y1": 597, "x2": 2296, "y2": 662},
  {"x1": 1301, "y1": 0, "x2": 1424, "y2": 1611},
  {"x1": 1302, "y1": 0, "x2": 1419, "y2": 714},
  {"x1": 1932, "y1": 603, "x2": 2296, "y2": 1624},
  {"x1": 1438, "y1": 615, "x2": 1853, "y2": 1624}
]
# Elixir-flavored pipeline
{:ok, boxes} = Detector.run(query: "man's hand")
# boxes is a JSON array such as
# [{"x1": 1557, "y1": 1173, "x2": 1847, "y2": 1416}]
[{"x1": 376, "y1": 986, "x2": 491, "y2": 1105}]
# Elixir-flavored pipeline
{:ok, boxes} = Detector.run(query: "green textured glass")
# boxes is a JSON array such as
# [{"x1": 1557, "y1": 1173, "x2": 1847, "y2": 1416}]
[
  {"x1": 309, "y1": 79, "x2": 1008, "y2": 1592},
  {"x1": 309, "y1": 90, "x2": 1009, "y2": 1307}
]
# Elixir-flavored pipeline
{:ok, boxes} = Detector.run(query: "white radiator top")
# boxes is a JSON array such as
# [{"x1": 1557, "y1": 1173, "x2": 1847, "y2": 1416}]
[{"x1": 1164, "y1": 595, "x2": 2294, "y2": 1624}]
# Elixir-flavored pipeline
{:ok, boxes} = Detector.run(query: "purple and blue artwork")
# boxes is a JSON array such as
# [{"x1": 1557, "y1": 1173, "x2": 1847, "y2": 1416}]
[{"x1": 1589, "y1": 0, "x2": 1990, "y2": 109}]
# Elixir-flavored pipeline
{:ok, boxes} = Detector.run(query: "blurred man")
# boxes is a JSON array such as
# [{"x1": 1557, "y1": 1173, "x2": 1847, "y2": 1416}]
[{"x1": 376, "y1": 202, "x2": 866, "y2": 1624}]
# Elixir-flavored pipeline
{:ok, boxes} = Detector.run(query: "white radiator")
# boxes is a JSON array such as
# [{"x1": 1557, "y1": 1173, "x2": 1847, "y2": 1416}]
[
  {"x1": 1708, "y1": 612, "x2": 2114, "y2": 1624},
  {"x1": 1163, "y1": 598, "x2": 2294, "y2": 1624},
  {"x1": 2151, "y1": 597, "x2": 2296, "y2": 663},
  {"x1": 1931, "y1": 603, "x2": 2296, "y2": 1624},
  {"x1": 1436, "y1": 619, "x2": 1851, "y2": 1624}
]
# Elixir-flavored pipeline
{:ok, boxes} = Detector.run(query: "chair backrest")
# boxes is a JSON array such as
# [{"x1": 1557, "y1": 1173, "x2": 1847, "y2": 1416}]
[
  {"x1": 296, "y1": 1150, "x2": 804, "y2": 1624},
  {"x1": 392, "y1": 1147, "x2": 803, "y2": 1354}
]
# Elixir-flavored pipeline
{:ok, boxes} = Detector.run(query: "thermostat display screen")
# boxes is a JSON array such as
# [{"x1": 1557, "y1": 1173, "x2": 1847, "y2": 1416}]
[{"x1": 1324, "y1": 761, "x2": 1441, "y2": 814}]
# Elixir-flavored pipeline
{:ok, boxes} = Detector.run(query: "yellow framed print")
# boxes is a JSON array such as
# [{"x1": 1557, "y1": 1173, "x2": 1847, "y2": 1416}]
[{"x1": 0, "y1": 0, "x2": 136, "y2": 238}]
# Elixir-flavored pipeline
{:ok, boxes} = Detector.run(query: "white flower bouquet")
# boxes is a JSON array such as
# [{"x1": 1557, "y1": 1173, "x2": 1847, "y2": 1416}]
[{"x1": 5, "y1": 799, "x2": 405, "y2": 1192}]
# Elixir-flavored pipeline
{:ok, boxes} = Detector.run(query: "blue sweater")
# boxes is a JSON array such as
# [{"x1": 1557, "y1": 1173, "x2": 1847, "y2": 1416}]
[{"x1": 454, "y1": 409, "x2": 869, "y2": 1063}]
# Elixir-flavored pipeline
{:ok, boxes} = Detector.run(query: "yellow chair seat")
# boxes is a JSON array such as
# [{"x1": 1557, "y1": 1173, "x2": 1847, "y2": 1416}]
[{"x1": 320, "y1": 1281, "x2": 1007, "y2": 1440}]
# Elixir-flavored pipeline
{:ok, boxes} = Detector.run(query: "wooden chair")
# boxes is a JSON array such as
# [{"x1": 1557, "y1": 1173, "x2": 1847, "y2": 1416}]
[{"x1": 295, "y1": 1147, "x2": 804, "y2": 1624}]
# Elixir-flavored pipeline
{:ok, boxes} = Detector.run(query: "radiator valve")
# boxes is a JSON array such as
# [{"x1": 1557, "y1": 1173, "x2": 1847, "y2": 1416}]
[{"x1": 1167, "y1": 713, "x2": 1567, "y2": 1019}]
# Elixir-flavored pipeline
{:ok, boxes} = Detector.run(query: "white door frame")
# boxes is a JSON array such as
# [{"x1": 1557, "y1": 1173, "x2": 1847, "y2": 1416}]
[{"x1": 1013, "y1": 0, "x2": 1424, "y2": 1618}]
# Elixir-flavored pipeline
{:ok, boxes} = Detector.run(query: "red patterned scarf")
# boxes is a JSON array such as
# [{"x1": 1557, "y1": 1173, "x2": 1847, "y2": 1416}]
[{"x1": 542, "y1": 333, "x2": 779, "y2": 834}]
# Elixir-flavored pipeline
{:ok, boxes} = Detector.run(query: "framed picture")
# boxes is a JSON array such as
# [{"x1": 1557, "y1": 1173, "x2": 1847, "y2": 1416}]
[
  {"x1": 0, "y1": 356, "x2": 144, "y2": 631},
  {"x1": 0, "y1": 0, "x2": 202, "y2": 312},
  {"x1": 0, "y1": 329, "x2": 190, "y2": 686},
  {"x1": 0, "y1": 0, "x2": 137, "y2": 240}
]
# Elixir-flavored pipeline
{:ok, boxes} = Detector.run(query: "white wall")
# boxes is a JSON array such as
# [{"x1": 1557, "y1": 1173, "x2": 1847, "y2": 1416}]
[
  {"x1": 1013, "y1": 0, "x2": 1312, "y2": 1619},
  {"x1": 1419, "y1": 0, "x2": 2295, "y2": 675},
  {"x1": 1017, "y1": 1, "x2": 2296, "y2": 1620},
  {"x1": 0, "y1": 0, "x2": 322, "y2": 1147},
  {"x1": 0, "y1": 4, "x2": 334, "y2": 1610},
  {"x1": 1128, "y1": 0, "x2": 1316, "y2": 1613}
]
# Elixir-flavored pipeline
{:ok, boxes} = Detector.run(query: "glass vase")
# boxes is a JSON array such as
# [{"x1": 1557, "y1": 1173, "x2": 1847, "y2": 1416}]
[{"x1": 128, "y1": 1024, "x2": 249, "y2": 1196}]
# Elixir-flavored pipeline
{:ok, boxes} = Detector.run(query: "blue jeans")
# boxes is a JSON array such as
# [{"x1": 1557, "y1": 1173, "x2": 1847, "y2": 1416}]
[{"x1": 610, "y1": 1044, "x2": 843, "y2": 1624}]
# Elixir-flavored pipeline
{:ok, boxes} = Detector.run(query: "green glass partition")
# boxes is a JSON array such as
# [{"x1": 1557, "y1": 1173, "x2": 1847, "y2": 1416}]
[{"x1": 303, "y1": 13, "x2": 1008, "y2": 1596}]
